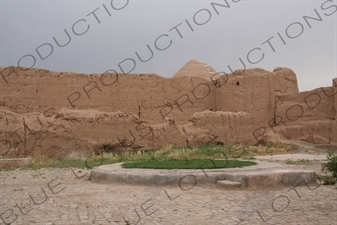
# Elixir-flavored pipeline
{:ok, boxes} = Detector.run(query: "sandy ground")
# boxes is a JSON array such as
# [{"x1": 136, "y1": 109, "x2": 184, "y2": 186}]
[{"x1": 0, "y1": 150, "x2": 336, "y2": 225}]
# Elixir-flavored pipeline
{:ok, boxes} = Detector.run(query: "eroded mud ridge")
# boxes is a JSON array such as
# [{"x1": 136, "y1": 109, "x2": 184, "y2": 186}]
[{"x1": 1, "y1": 59, "x2": 336, "y2": 157}]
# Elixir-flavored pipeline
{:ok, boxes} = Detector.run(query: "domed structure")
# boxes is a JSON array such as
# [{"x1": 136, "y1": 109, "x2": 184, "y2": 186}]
[{"x1": 172, "y1": 59, "x2": 217, "y2": 81}]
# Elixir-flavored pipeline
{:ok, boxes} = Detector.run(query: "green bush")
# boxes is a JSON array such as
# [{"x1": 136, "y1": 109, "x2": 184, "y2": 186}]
[{"x1": 326, "y1": 149, "x2": 337, "y2": 178}]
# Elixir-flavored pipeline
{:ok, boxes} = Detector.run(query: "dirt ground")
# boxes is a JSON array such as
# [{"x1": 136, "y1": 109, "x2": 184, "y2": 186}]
[{"x1": 0, "y1": 147, "x2": 336, "y2": 225}]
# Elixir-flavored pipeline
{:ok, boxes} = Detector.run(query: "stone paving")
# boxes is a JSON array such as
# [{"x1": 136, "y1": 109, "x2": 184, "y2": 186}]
[{"x1": 0, "y1": 161, "x2": 336, "y2": 225}]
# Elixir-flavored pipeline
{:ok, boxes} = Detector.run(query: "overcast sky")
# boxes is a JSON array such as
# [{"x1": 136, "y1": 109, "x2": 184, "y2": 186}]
[{"x1": 1, "y1": 0, "x2": 336, "y2": 91}]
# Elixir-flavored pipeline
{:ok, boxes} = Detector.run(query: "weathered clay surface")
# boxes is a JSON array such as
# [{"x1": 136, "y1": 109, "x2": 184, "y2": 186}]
[
  {"x1": 0, "y1": 59, "x2": 336, "y2": 157},
  {"x1": 183, "y1": 111, "x2": 260, "y2": 145}
]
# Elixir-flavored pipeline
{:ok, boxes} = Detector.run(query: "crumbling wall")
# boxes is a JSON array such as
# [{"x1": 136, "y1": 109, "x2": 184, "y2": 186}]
[
  {"x1": 155, "y1": 76, "x2": 216, "y2": 125},
  {"x1": 272, "y1": 67, "x2": 299, "y2": 94},
  {"x1": 274, "y1": 88, "x2": 335, "y2": 126},
  {"x1": 137, "y1": 111, "x2": 261, "y2": 148},
  {"x1": 272, "y1": 79, "x2": 336, "y2": 144},
  {"x1": 275, "y1": 121, "x2": 335, "y2": 144},
  {"x1": 0, "y1": 108, "x2": 260, "y2": 157},
  {"x1": 214, "y1": 68, "x2": 275, "y2": 126},
  {"x1": 183, "y1": 111, "x2": 260, "y2": 145},
  {"x1": 0, "y1": 108, "x2": 143, "y2": 157},
  {"x1": 0, "y1": 67, "x2": 216, "y2": 125},
  {"x1": 0, "y1": 63, "x2": 336, "y2": 157}
]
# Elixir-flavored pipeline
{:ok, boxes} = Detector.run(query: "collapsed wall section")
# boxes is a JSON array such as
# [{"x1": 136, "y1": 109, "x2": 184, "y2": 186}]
[
  {"x1": 0, "y1": 108, "x2": 260, "y2": 157},
  {"x1": 274, "y1": 88, "x2": 335, "y2": 125},
  {"x1": 273, "y1": 80, "x2": 336, "y2": 144}
]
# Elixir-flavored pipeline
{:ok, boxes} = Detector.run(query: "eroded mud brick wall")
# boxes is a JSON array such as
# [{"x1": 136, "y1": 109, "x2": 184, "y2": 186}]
[
  {"x1": 64, "y1": 73, "x2": 215, "y2": 125},
  {"x1": 0, "y1": 109, "x2": 88, "y2": 157},
  {"x1": 274, "y1": 80, "x2": 336, "y2": 144},
  {"x1": 183, "y1": 111, "x2": 261, "y2": 145},
  {"x1": 214, "y1": 67, "x2": 299, "y2": 127},
  {"x1": 1, "y1": 65, "x2": 335, "y2": 157},
  {"x1": 275, "y1": 88, "x2": 335, "y2": 125},
  {"x1": 272, "y1": 67, "x2": 299, "y2": 94},
  {"x1": 150, "y1": 76, "x2": 216, "y2": 125},
  {"x1": 1, "y1": 66, "x2": 217, "y2": 156},
  {"x1": 214, "y1": 69, "x2": 274, "y2": 126},
  {"x1": 0, "y1": 67, "x2": 216, "y2": 125}
]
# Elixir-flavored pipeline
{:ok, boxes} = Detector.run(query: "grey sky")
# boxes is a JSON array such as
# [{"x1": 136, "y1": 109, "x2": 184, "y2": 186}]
[{"x1": 1, "y1": 0, "x2": 336, "y2": 91}]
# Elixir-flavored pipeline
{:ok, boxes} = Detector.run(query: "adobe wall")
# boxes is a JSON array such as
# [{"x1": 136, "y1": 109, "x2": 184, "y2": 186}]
[
  {"x1": 272, "y1": 67, "x2": 299, "y2": 94},
  {"x1": 0, "y1": 63, "x2": 335, "y2": 157},
  {"x1": 183, "y1": 111, "x2": 261, "y2": 145},
  {"x1": 214, "y1": 67, "x2": 298, "y2": 126},
  {"x1": 0, "y1": 108, "x2": 142, "y2": 157},
  {"x1": 274, "y1": 120, "x2": 335, "y2": 144},
  {"x1": 272, "y1": 79, "x2": 336, "y2": 144},
  {"x1": 0, "y1": 67, "x2": 215, "y2": 125},
  {"x1": 274, "y1": 88, "x2": 335, "y2": 126},
  {"x1": 214, "y1": 68, "x2": 274, "y2": 126},
  {"x1": 0, "y1": 108, "x2": 260, "y2": 157}
]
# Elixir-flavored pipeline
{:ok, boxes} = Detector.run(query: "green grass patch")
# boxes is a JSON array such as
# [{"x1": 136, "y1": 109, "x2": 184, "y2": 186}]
[
  {"x1": 121, "y1": 159, "x2": 256, "y2": 169},
  {"x1": 0, "y1": 141, "x2": 298, "y2": 171}
]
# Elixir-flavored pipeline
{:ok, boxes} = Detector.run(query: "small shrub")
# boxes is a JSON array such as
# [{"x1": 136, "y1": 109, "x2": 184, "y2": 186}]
[
  {"x1": 319, "y1": 149, "x2": 337, "y2": 185},
  {"x1": 318, "y1": 175, "x2": 337, "y2": 185},
  {"x1": 326, "y1": 149, "x2": 337, "y2": 178}
]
